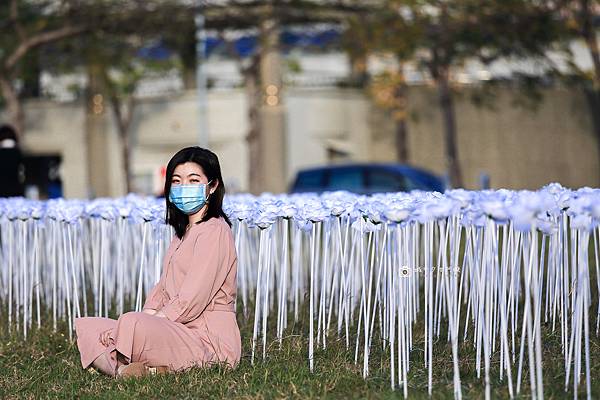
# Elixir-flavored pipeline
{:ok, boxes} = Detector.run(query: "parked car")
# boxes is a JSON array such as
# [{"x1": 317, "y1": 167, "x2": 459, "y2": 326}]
[{"x1": 289, "y1": 163, "x2": 446, "y2": 194}]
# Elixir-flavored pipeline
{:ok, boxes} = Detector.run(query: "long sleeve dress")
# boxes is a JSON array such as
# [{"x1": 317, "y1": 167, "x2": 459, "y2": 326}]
[{"x1": 74, "y1": 216, "x2": 241, "y2": 373}]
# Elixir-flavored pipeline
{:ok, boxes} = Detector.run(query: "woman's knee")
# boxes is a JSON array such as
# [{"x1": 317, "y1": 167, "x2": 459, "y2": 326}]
[{"x1": 116, "y1": 312, "x2": 150, "y2": 335}]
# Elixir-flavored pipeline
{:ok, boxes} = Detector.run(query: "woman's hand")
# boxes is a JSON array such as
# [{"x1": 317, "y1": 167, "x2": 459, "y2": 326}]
[
  {"x1": 99, "y1": 329, "x2": 113, "y2": 347},
  {"x1": 142, "y1": 308, "x2": 166, "y2": 318}
]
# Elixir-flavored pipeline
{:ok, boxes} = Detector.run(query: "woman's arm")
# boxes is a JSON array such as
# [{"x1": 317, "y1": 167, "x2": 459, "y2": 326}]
[{"x1": 142, "y1": 241, "x2": 173, "y2": 311}]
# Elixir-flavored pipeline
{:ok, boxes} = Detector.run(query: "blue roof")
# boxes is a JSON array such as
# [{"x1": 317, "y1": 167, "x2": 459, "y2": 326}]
[
  {"x1": 201, "y1": 28, "x2": 342, "y2": 58},
  {"x1": 136, "y1": 42, "x2": 173, "y2": 60},
  {"x1": 298, "y1": 163, "x2": 439, "y2": 178}
]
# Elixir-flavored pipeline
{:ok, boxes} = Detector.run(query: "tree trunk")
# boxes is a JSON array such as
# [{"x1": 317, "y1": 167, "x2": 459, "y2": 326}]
[
  {"x1": 109, "y1": 94, "x2": 134, "y2": 194},
  {"x1": 350, "y1": 54, "x2": 368, "y2": 87},
  {"x1": 120, "y1": 130, "x2": 132, "y2": 194},
  {"x1": 257, "y1": 9, "x2": 286, "y2": 193},
  {"x1": 245, "y1": 59, "x2": 262, "y2": 195},
  {"x1": 21, "y1": 51, "x2": 41, "y2": 98},
  {"x1": 583, "y1": 88, "x2": 600, "y2": 185},
  {"x1": 182, "y1": 68, "x2": 197, "y2": 90},
  {"x1": 180, "y1": 21, "x2": 198, "y2": 90},
  {"x1": 436, "y1": 66, "x2": 463, "y2": 188},
  {"x1": 581, "y1": 0, "x2": 600, "y2": 88},
  {"x1": 580, "y1": 0, "x2": 600, "y2": 184},
  {"x1": 393, "y1": 79, "x2": 409, "y2": 163},
  {"x1": 0, "y1": 74, "x2": 25, "y2": 139},
  {"x1": 0, "y1": 2, "x2": 85, "y2": 141},
  {"x1": 394, "y1": 118, "x2": 409, "y2": 163}
]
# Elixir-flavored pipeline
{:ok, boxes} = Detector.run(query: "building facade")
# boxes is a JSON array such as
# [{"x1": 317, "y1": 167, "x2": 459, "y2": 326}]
[{"x1": 11, "y1": 85, "x2": 600, "y2": 199}]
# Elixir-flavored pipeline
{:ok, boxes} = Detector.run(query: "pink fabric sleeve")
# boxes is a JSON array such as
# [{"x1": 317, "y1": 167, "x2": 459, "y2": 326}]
[
  {"x1": 161, "y1": 224, "x2": 229, "y2": 324},
  {"x1": 143, "y1": 249, "x2": 170, "y2": 310},
  {"x1": 143, "y1": 280, "x2": 166, "y2": 310}
]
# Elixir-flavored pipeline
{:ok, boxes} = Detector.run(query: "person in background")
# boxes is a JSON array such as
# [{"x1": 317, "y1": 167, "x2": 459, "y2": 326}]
[
  {"x1": 47, "y1": 159, "x2": 63, "y2": 199},
  {"x1": 0, "y1": 124, "x2": 25, "y2": 198}
]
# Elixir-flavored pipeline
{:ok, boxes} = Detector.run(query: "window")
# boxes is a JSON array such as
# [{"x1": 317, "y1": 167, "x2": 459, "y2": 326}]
[
  {"x1": 367, "y1": 170, "x2": 408, "y2": 193},
  {"x1": 327, "y1": 168, "x2": 364, "y2": 192},
  {"x1": 403, "y1": 174, "x2": 431, "y2": 191},
  {"x1": 294, "y1": 170, "x2": 326, "y2": 191}
]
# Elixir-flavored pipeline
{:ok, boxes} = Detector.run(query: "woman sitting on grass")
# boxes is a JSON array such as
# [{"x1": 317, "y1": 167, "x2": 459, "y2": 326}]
[{"x1": 74, "y1": 147, "x2": 241, "y2": 377}]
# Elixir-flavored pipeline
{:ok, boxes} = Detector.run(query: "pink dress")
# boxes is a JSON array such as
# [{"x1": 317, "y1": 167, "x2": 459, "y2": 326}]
[{"x1": 74, "y1": 216, "x2": 241, "y2": 372}]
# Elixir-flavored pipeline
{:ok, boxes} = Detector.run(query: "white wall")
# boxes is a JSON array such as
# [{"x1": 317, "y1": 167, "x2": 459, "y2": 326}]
[{"x1": 19, "y1": 100, "x2": 89, "y2": 198}]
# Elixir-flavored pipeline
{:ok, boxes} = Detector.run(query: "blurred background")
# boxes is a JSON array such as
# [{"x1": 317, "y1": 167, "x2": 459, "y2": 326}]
[{"x1": 0, "y1": 0, "x2": 599, "y2": 199}]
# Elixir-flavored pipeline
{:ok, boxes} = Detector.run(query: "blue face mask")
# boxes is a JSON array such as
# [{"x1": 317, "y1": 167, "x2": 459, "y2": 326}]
[{"x1": 169, "y1": 181, "x2": 212, "y2": 215}]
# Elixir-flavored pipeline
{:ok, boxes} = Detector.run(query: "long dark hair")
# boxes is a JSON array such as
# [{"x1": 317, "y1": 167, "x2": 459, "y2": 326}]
[{"x1": 164, "y1": 147, "x2": 231, "y2": 238}]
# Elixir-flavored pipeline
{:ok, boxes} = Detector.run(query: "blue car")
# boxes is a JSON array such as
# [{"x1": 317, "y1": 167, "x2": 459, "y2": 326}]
[{"x1": 290, "y1": 163, "x2": 446, "y2": 194}]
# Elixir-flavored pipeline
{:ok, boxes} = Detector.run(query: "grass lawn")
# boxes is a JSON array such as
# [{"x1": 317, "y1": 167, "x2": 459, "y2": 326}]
[{"x1": 1, "y1": 309, "x2": 600, "y2": 400}]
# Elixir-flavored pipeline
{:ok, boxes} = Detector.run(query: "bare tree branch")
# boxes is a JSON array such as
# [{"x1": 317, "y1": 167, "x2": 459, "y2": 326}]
[
  {"x1": 5, "y1": 25, "x2": 86, "y2": 71},
  {"x1": 9, "y1": 0, "x2": 27, "y2": 42}
]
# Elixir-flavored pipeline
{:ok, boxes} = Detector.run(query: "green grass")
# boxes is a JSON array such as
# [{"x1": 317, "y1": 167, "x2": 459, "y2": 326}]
[
  {"x1": 2, "y1": 309, "x2": 600, "y2": 399},
  {"x1": 2, "y1": 229, "x2": 598, "y2": 399}
]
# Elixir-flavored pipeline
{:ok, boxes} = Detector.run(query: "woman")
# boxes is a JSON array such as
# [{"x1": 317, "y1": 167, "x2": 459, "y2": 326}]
[{"x1": 74, "y1": 147, "x2": 241, "y2": 377}]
